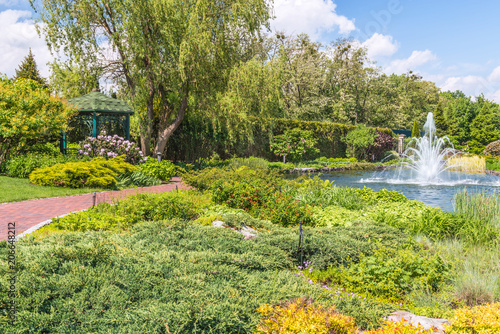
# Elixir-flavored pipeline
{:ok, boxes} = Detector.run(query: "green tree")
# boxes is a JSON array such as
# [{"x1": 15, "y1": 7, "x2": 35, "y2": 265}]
[
  {"x1": 343, "y1": 124, "x2": 376, "y2": 160},
  {"x1": 468, "y1": 104, "x2": 500, "y2": 154},
  {"x1": 433, "y1": 100, "x2": 447, "y2": 137},
  {"x1": 32, "y1": 0, "x2": 271, "y2": 155},
  {"x1": 0, "y1": 76, "x2": 76, "y2": 163},
  {"x1": 49, "y1": 61, "x2": 100, "y2": 99},
  {"x1": 14, "y1": 49, "x2": 46, "y2": 85},
  {"x1": 411, "y1": 120, "x2": 420, "y2": 138}
]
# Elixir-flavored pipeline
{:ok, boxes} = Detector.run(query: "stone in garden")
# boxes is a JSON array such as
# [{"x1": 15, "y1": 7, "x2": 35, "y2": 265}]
[
  {"x1": 386, "y1": 311, "x2": 450, "y2": 333},
  {"x1": 212, "y1": 220, "x2": 224, "y2": 227}
]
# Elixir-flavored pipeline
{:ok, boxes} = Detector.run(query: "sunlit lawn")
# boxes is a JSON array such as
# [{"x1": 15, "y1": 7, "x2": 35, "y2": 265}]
[{"x1": 0, "y1": 176, "x2": 102, "y2": 203}]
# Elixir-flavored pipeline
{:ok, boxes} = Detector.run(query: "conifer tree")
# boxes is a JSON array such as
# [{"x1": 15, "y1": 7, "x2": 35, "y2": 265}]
[
  {"x1": 433, "y1": 101, "x2": 447, "y2": 137},
  {"x1": 411, "y1": 120, "x2": 420, "y2": 138},
  {"x1": 468, "y1": 104, "x2": 500, "y2": 153},
  {"x1": 14, "y1": 49, "x2": 46, "y2": 85}
]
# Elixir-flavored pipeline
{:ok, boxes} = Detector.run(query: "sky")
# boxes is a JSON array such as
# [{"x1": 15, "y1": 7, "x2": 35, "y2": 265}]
[{"x1": 1, "y1": 0, "x2": 500, "y2": 101}]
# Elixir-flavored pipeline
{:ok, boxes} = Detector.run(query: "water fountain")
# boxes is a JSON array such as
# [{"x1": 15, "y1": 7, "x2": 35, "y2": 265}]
[
  {"x1": 402, "y1": 112, "x2": 458, "y2": 181},
  {"x1": 318, "y1": 112, "x2": 500, "y2": 211}
]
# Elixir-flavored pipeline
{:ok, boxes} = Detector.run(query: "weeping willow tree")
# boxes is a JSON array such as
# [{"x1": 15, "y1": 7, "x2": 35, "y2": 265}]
[{"x1": 31, "y1": 0, "x2": 272, "y2": 155}]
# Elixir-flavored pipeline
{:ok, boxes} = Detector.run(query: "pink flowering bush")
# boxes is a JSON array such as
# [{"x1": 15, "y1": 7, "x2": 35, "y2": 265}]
[
  {"x1": 270, "y1": 128, "x2": 319, "y2": 163},
  {"x1": 78, "y1": 131, "x2": 146, "y2": 164}
]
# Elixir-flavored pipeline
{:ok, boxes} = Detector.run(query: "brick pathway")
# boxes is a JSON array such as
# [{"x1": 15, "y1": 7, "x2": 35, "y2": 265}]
[{"x1": 0, "y1": 177, "x2": 190, "y2": 241}]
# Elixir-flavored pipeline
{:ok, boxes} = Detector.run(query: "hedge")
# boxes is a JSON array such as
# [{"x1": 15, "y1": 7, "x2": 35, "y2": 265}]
[{"x1": 165, "y1": 116, "x2": 394, "y2": 162}]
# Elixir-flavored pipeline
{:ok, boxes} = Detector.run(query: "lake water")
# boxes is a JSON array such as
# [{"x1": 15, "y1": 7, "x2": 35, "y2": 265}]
[{"x1": 317, "y1": 169, "x2": 500, "y2": 212}]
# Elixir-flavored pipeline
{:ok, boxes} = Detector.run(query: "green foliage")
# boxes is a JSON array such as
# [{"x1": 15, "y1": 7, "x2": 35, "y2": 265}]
[
  {"x1": 469, "y1": 104, "x2": 500, "y2": 154},
  {"x1": 322, "y1": 247, "x2": 451, "y2": 302},
  {"x1": 49, "y1": 190, "x2": 210, "y2": 232},
  {"x1": 343, "y1": 124, "x2": 376, "y2": 160},
  {"x1": 433, "y1": 101, "x2": 447, "y2": 137},
  {"x1": 27, "y1": 142, "x2": 60, "y2": 155},
  {"x1": 270, "y1": 128, "x2": 320, "y2": 162},
  {"x1": 0, "y1": 76, "x2": 76, "y2": 162},
  {"x1": 355, "y1": 187, "x2": 408, "y2": 205},
  {"x1": 310, "y1": 206, "x2": 364, "y2": 227},
  {"x1": 6, "y1": 153, "x2": 85, "y2": 178},
  {"x1": 49, "y1": 60, "x2": 100, "y2": 98},
  {"x1": 29, "y1": 156, "x2": 135, "y2": 188},
  {"x1": 166, "y1": 114, "x2": 393, "y2": 162},
  {"x1": 115, "y1": 171, "x2": 162, "y2": 188},
  {"x1": 137, "y1": 159, "x2": 176, "y2": 181},
  {"x1": 258, "y1": 223, "x2": 410, "y2": 272},
  {"x1": 14, "y1": 48, "x2": 46, "y2": 85},
  {"x1": 0, "y1": 221, "x2": 337, "y2": 333},
  {"x1": 228, "y1": 157, "x2": 269, "y2": 170}
]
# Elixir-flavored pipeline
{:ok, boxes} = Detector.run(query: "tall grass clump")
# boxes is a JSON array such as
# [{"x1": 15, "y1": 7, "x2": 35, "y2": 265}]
[
  {"x1": 229, "y1": 157, "x2": 269, "y2": 170},
  {"x1": 447, "y1": 156, "x2": 486, "y2": 173},
  {"x1": 454, "y1": 188, "x2": 500, "y2": 229}
]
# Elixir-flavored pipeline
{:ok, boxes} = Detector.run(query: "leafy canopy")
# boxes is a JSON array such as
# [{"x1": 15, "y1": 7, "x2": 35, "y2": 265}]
[{"x1": 0, "y1": 76, "x2": 76, "y2": 161}]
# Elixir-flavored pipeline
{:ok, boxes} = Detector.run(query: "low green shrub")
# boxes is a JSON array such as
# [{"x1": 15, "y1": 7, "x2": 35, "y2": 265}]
[
  {"x1": 137, "y1": 159, "x2": 176, "y2": 181},
  {"x1": 446, "y1": 302, "x2": 500, "y2": 333},
  {"x1": 115, "y1": 171, "x2": 162, "y2": 188},
  {"x1": 355, "y1": 187, "x2": 408, "y2": 204},
  {"x1": 29, "y1": 156, "x2": 135, "y2": 188},
  {"x1": 6, "y1": 153, "x2": 85, "y2": 178},
  {"x1": 0, "y1": 220, "x2": 391, "y2": 332},
  {"x1": 257, "y1": 222, "x2": 410, "y2": 271},
  {"x1": 27, "y1": 142, "x2": 60, "y2": 155},
  {"x1": 318, "y1": 247, "x2": 452, "y2": 302},
  {"x1": 310, "y1": 206, "x2": 364, "y2": 227},
  {"x1": 48, "y1": 190, "x2": 210, "y2": 232}
]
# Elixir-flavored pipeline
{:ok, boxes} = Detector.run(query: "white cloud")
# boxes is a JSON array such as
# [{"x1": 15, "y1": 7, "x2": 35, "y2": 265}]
[
  {"x1": 488, "y1": 66, "x2": 500, "y2": 82},
  {"x1": 361, "y1": 33, "x2": 399, "y2": 59},
  {"x1": 271, "y1": 0, "x2": 355, "y2": 39},
  {"x1": 0, "y1": 10, "x2": 53, "y2": 78},
  {"x1": 384, "y1": 49, "x2": 437, "y2": 74}
]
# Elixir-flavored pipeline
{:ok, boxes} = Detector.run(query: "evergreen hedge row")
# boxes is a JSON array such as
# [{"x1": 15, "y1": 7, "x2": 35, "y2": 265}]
[{"x1": 165, "y1": 117, "x2": 394, "y2": 162}]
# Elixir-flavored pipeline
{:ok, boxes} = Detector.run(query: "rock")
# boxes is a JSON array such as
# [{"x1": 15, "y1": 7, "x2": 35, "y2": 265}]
[
  {"x1": 212, "y1": 220, "x2": 224, "y2": 227},
  {"x1": 211, "y1": 221, "x2": 257, "y2": 239},
  {"x1": 386, "y1": 311, "x2": 450, "y2": 333}
]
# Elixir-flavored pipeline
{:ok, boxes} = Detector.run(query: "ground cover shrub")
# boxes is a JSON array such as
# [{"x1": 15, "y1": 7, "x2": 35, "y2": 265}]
[
  {"x1": 115, "y1": 171, "x2": 162, "y2": 188},
  {"x1": 26, "y1": 142, "x2": 60, "y2": 155},
  {"x1": 6, "y1": 153, "x2": 86, "y2": 178},
  {"x1": 310, "y1": 206, "x2": 364, "y2": 227},
  {"x1": 0, "y1": 220, "x2": 387, "y2": 333},
  {"x1": 355, "y1": 187, "x2": 408, "y2": 204},
  {"x1": 78, "y1": 132, "x2": 145, "y2": 164},
  {"x1": 288, "y1": 184, "x2": 366, "y2": 211},
  {"x1": 136, "y1": 159, "x2": 176, "y2": 181},
  {"x1": 185, "y1": 166, "x2": 313, "y2": 227},
  {"x1": 29, "y1": 156, "x2": 135, "y2": 188},
  {"x1": 446, "y1": 302, "x2": 500, "y2": 333},
  {"x1": 257, "y1": 222, "x2": 410, "y2": 272},
  {"x1": 47, "y1": 190, "x2": 210, "y2": 232},
  {"x1": 256, "y1": 297, "x2": 357, "y2": 334},
  {"x1": 316, "y1": 247, "x2": 452, "y2": 302}
]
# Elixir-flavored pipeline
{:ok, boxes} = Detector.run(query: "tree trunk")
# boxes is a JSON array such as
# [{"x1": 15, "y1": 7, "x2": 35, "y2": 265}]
[
  {"x1": 139, "y1": 81, "x2": 155, "y2": 155},
  {"x1": 155, "y1": 86, "x2": 188, "y2": 155}
]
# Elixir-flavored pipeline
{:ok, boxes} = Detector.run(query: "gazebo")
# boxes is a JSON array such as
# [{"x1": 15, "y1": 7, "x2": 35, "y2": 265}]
[{"x1": 60, "y1": 90, "x2": 134, "y2": 154}]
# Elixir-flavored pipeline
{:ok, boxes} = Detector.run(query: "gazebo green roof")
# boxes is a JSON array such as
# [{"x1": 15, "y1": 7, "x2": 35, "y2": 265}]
[{"x1": 67, "y1": 91, "x2": 134, "y2": 114}]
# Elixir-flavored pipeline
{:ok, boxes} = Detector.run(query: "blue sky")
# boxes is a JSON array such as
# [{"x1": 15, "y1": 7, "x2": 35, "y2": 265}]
[{"x1": 2, "y1": 0, "x2": 500, "y2": 101}]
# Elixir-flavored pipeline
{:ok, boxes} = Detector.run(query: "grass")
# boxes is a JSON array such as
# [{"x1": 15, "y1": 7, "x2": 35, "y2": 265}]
[
  {"x1": 447, "y1": 155, "x2": 486, "y2": 173},
  {"x1": 0, "y1": 176, "x2": 102, "y2": 203}
]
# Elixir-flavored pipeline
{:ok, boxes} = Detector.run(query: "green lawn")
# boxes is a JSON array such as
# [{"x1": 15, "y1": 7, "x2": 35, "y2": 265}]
[{"x1": 0, "y1": 176, "x2": 102, "y2": 203}]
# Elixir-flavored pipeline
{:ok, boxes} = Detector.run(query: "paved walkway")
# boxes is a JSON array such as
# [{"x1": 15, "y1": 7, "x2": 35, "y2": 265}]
[{"x1": 0, "y1": 177, "x2": 190, "y2": 241}]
